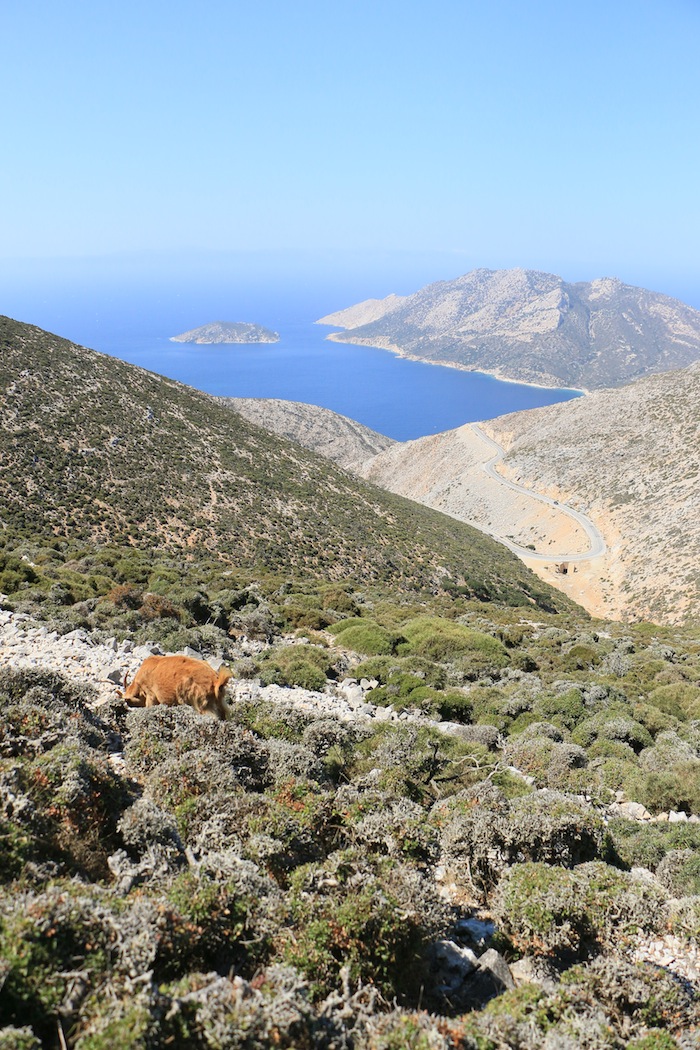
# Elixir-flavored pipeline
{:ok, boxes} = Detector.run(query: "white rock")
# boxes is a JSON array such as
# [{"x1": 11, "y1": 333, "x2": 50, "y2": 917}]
[
  {"x1": 178, "y1": 645, "x2": 201, "y2": 659},
  {"x1": 618, "y1": 801, "x2": 652, "y2": 821},
  {"x1": 373, "y1": 705, "x2": 393, "y2": 722},
  {"x1": 433, "y1": 939, "x2": 478, "y2": 981},
  {"x1": 669, "y1": 810, "x2": 688, "y2": 823}
]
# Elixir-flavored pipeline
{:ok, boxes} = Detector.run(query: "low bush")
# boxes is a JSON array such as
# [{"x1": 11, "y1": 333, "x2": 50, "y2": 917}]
[
  {"x1": 440, "y1": 790, "x2": 611, "y2": 894},
  {"x1": 257, "y1": 644, "x2": 332, "y2": 691},
  {"x1": 622, "y1": 761, "x2": 700, "y2": 816},
  {"x1": 282, "y1": 864, "x2": 429, "y2": 1002},
  {"x1": 655, "y1": 849, "x2": 700, "y2": 897},
  {"x1": 607, "y1": 818, "x2": 700, "y2": 871},
  {"x1": 572, "y1": 712, "x2": 654, "y2": 753},
  {"x1": 493, "y1": 861, "x2": 667, "y2": 957},
  {"x1": 504, "y1": 737, "x2": 588, "y2": 790},
  {"x1": 330, "y1": 620, "x2": 398, "y2": 656},
  {"x1": 464, "y1": 955, "x2": 697, "y2": 1048},
  {"x1": 531, "y1": 688, "x2": 588, "y2": 731},
  {"x1": 399, "y1": 617, "x2": 509, "y2": 677},
  {"x1": 649, "y1": 682, "x2": 700, "y2": 721}
]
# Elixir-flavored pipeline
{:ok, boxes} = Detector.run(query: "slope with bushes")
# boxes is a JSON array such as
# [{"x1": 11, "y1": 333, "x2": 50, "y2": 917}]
[{"x1": 0, "y1": 314, "x2": 568, "y2": 610}]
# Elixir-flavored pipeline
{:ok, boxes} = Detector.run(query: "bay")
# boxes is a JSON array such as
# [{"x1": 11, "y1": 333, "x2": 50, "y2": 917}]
[
  {"x1": 97, "y1": 321, "x2": 579, "y2": 442},
  {"x1": 2, "y1": 268, "x2": 580, "y2": 441}
]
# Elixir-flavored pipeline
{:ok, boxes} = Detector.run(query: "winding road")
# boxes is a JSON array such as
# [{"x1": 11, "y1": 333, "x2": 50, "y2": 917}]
[{"x1": 469, "y1": 423, "x2": 607, "y2": 563}]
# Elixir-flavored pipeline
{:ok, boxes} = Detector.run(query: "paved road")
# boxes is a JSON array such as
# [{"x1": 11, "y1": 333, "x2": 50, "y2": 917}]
[{"x1": 469, "y1": 423, "x2": 607, "y2": 563}]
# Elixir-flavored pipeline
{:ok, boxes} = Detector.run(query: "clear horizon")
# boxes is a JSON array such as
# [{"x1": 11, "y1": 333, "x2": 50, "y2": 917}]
[{"x1": 2, "y1": 0, "x2": 699, "y2": 311}]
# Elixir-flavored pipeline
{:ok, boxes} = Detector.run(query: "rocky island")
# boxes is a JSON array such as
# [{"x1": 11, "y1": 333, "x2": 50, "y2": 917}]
[{"x1": 170, "y1": 320, "x2": 279, "y2": 344}]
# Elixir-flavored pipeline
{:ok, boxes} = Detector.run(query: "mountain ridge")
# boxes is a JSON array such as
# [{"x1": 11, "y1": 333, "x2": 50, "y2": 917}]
[
  {"x1": 221, "y1": 397, "x2": 395, "y2": 470},
  {"x1": 318, "y1": 268, "x2": 700, "y2": 390}
]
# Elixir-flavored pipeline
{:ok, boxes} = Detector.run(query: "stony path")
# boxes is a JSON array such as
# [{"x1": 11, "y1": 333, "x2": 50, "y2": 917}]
[{"x1": 0, "y1": 609, "x2": 415, "y2": 726}]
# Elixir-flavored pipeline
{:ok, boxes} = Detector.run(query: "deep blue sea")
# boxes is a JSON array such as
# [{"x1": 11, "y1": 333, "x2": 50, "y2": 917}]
[
  {"x1": 98, "y1": 321, "x2": 582, "y2": 441},
  {"x1": 3, "y1": 265, "x2": 581, "y2": 440}
]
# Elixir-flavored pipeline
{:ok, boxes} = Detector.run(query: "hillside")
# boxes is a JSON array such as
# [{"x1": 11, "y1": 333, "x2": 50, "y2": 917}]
[
  {"x1": 2, "y1": 577, "x2": 700, "y2": 1047},
  {"x1": 318, "y1": 268, "x2": 700, "y2": 390},
  {"x1": 170, "y1": 320, "x2": 279, "y2": 343},
  {"x1": 0, "y1": 314, "x2": 567, "y2": 610},
  {"x1": 486, "y1": 360, "x2": 700, "y2": 623},
  {"x1": 221, "y1": 396, "x2": 395, "y2": 470},
  {"x1": 360, "y1": 361, "x2": 700, "y2": 624}
]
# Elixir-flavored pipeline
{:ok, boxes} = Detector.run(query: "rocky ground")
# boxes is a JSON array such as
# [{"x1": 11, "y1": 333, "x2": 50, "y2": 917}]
[{"x1": 2, "y1": 607, "x2": 700, "y2": 1013}]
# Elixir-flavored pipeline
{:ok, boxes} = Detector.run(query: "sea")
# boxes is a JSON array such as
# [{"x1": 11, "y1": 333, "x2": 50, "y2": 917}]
[{"x1": 3, "y1": 263, "x2": 581, "y2": 441}]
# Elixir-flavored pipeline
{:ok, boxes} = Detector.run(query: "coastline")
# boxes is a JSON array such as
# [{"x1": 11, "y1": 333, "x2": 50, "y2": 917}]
[{"x1": 319, "y1": 327, "x2": 589, "y2": 396}]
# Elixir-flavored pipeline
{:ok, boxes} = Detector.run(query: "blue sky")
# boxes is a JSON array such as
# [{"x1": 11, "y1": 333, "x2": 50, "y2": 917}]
[{"x1": 2, "y1": 0, "x2": 700, "y2": 303}]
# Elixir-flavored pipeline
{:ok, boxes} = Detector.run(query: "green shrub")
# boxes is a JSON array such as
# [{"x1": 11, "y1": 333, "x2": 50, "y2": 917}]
[
  {"x1": 327, "y1": 617, "x2": 367, "y2": 635},
  {"x1": 0, "y1": 553, "x2": 38, "y2": 593},
  {"x1": 623, "y1": 761, "x2": 700, "y2": 815},
  {"x1": 532, "y1": 688, "x2": 587, "y2": 731},
  {"x1": 321, "y1": 587, "x2": 358, "y2": 615},
  {"x1": 441, "y1": 790, "x2": 611, "y2": 894},
  {"x1": 462, "y1": 954, "x2": 693, "y2": 1048},
  {"x1": 649, "y1": 683, "x2": 700, "y2": 720},
  {"x1": 0, "y1": 818, "x2": 38, "y2": 882},
  {"x1": 494, "y1": 861, "x2": 666, "y2": 957},
  {"x1": 331, "y1": 621, "x2": 397, "y2": 656},
  {"x1": 352, "y1": 725, "x2": 496, "y2": 803},
  {"x1": 572, "y1": 713, "x2": 653, "y2": 753},
  {"x1": 256, "y1": 644, "x2": 333, "y2": 691},
  {"x1": 561, "y1": 643, "x2": 600, "y2": 671},
  {"x1": 655, "y1": 849, "x2": 700, "y2": 897},
  {"x1": 505, "y1": 737, "x2": 588, "y2": 790},
  {"x1": 608, "y1": 818, "x2": 700, "y2": 872},
  {"x1": 354, "y1": 655, "x2": 447, "y2": 690},
  {"x1": 399, "y1": 617, "x2": 509, "y2": 675},
  {"x1": 0, "y1": 886, "x2": 114, "y2": 1039},
  {"x1": 668, "y1": 896, "x2": 700, "y2": 942},
  {"x1": 282, "y1": 878, "x2": 427, "y2": 1002}
]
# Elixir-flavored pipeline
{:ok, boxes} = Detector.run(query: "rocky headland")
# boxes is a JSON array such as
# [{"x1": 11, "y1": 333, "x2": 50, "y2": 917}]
[
  {"x1": 221, "y1": 397, "x2": 395, "y2": 471},
  {"x1": 318, "y1": 268, "x2": 700, "y2": 390}
]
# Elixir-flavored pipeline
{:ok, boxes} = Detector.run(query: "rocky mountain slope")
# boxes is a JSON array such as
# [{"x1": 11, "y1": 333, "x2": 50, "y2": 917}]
[
  {"x1": 222, "y1": 397, "x2": 395, "y2": 470},
  {"x1": 319, "y1": 268, "x2": 700, "y2": 390},
  {"x1": 359, "y1": 360, "x2": 700, "y2": 624},
  {"x1": 0, "y1": 314, "x2": 568, "y2": 610},
  {"x1": 170, "y1": 320, "x2": 279, "y2": 343},
  {"x1": 485, "y1": 360, "x2": 700, "y2": 623}
]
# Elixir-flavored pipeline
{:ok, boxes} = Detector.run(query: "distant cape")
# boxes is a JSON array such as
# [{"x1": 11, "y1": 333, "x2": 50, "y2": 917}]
[{"x1": 170, "y1": 321, "x2": 279, "y2": 344}]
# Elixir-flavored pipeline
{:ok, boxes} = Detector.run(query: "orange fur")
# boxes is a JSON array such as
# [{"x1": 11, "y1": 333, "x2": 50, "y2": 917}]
[{"x1": 122, "y1": 655, "x2": 232, "y2": 719}]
